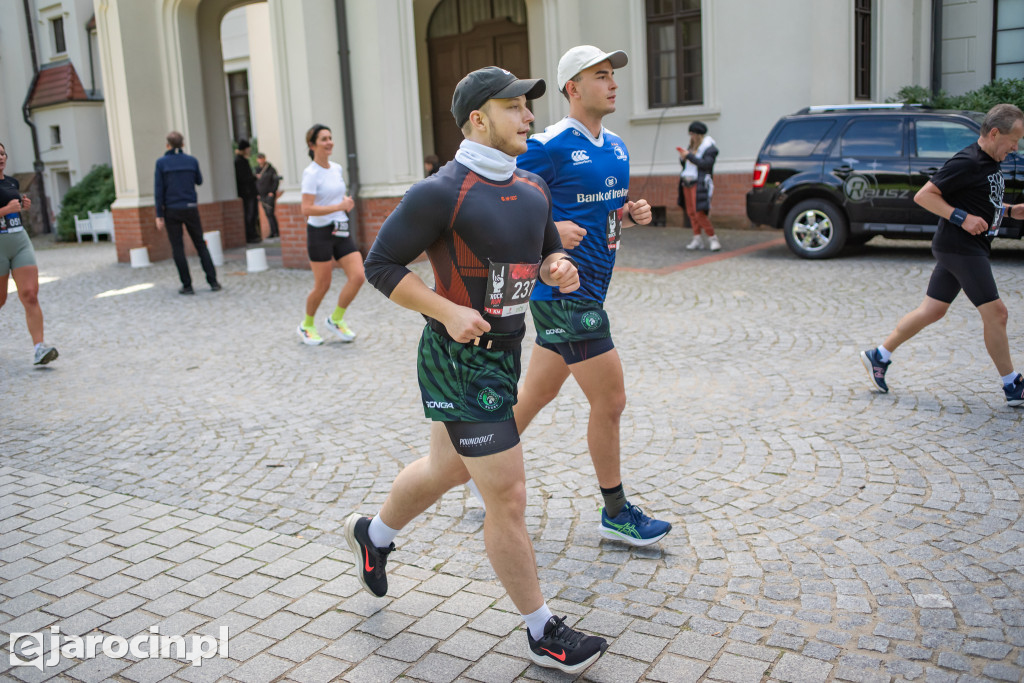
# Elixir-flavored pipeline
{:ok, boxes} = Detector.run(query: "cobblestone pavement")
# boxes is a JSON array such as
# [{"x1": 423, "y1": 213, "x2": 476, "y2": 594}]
[{"x1": 2, "y1": 228, "x2": 1023, "y2": 682}]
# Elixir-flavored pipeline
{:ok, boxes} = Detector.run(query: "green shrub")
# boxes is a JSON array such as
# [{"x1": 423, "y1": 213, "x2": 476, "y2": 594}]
[
  {"x1": 889, "y1": 78, "x2": 1024, "y2": 112},
  {"x1": 56, "y1": 164, "x2": 115, "y2": 241}
]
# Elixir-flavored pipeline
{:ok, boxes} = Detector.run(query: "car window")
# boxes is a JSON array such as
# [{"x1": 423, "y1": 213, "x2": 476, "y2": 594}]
[
  {"x1": 914, "y1": 120, "x2": 977, "y2": 158},
  {"x1": 839, "y1": 118, "x2": 903, "y2": 157},
  {"x1": 767, "y1": 119, "x2": 836, "y2": 156}
]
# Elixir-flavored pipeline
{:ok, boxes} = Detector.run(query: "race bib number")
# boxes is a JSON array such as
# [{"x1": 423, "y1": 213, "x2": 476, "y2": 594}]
[
  {"x1": 987, "y1": 205, "x2": 1006, "y2": 237},
  {"x1": 484, "y1": 261, "x2": 540, "y2": 317},
  {"x1": 0, "y1": 213, "x2": 21, "y2": 233},
  {"x1": 332, "y1": 220, "x2": 349, "y2": 237},
  {"x1": 606, "y1": 208, "x2": 622, "y2": 250}
]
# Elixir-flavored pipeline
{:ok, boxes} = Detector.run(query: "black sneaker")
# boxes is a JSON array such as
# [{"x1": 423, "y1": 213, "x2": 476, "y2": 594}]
[
  {"x1": 179, "y1": 285, "x2": 195, "y2": 295},
  {"x1": 344, "y1": 513, "x2": 394, "y2": 597},
  {"x1": 528, "y1": 615, "x2": 607, "y2": 675},
  {"x1": 860, "y1": 348, "x2": 890, "y2": 393},
  {"x1": 210, "y1": 282, "x2": 222, "y2": 292},
  {"x1": 1004, "y1": 374, "x2": 1024, "y2": 407}
]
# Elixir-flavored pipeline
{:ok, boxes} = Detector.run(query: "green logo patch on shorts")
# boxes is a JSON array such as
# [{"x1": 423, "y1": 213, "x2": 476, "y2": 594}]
[
  {"x1": 580, "y1": 310, "x2": 602, "y2": 331},
  {"x1": 477, "y1": 387, "x2": 503, "y2": 411}
]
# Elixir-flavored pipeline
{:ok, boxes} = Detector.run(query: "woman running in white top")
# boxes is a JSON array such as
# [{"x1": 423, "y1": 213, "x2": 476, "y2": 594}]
[{"x1": 296, "y1": 124, "x2": 365, "y2": 345}]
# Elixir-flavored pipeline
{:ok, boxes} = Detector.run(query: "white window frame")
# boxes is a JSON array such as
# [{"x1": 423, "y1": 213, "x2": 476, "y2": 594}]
[{"x1": 39, "y1": 4, "x2": 69, "y2": 61}]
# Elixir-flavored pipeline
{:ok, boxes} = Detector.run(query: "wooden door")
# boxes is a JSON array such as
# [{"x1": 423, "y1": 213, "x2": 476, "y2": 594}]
[{"x1": 428, "y1": 18, "x2": 530, "y2": 163}]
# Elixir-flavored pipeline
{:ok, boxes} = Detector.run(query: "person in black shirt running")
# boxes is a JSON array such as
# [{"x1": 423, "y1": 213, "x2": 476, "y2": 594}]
[
  {"x1": 861, "y1": 103, "x2": 1024, "y2": 407},
  {"x1": 344, "y1": 67, "x2": 608, "y2": 675}
]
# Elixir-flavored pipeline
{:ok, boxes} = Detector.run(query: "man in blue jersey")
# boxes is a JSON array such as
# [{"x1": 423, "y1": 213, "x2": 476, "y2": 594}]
[{"x1": 515, "y1": 46, "x2": 672, "y2": 546}]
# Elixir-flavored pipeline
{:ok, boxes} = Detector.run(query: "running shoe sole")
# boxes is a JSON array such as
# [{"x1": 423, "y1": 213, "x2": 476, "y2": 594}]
[
  {"x1": 297, "y1": 325, "x2": 324, "y2": 346},
  {"x1": 343, "y1": 513, "x2": 376, "y2": 596},
  {"x1": 34, "y1": 348, "x2": 58, "y2": 366},
  {"x1": 860, "y1": 350, "x2": 888, "y2": 393},
  {"x1": 599, "y1": 525, "x2": 668, "y2": 546},
  {"x1": 529, "y1": 642, "x2": 606, "y2": 675}
]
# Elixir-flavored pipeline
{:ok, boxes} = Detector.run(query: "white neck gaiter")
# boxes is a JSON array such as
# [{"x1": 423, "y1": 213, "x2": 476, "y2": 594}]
[{"x1": 454, "y1": 139, "x2": 517, "y2": 181}]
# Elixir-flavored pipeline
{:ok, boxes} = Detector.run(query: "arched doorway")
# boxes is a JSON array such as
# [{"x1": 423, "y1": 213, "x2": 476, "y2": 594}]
[{"x1": 427, "y1": 0, "x2": 529, "y2": 162}]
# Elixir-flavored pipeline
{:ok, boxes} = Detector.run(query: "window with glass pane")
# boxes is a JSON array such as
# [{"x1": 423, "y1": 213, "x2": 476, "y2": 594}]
[
  {"x1": 646, "y1": 0, "x2": 703, "y2": 108},
  {"x1": 227, "y1": 71, "x2": 252, "y2": 142},
  {"x1": 52, "y1": 17, "x2": 66, "y2": 54},
  {"x1": 914, "y1": 120, "x2": 976, "y2": 158},
  {"x1": 994, "y1": 0, "x2": 1024, "y2": 80},
  {"x1": 840, "y1": 119, "x2": 903, "y2": 157},
  {"x1": 854, "y1": 0, "x2": 872, "y2": 100}
]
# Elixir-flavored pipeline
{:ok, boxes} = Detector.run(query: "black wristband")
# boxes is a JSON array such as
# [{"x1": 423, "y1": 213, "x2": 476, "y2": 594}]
[{"x1": 949, "y1": 208, "x2": 968, "y2": 227}]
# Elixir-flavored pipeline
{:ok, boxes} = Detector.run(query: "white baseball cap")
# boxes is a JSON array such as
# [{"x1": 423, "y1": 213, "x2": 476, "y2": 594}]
[{"x1": 556, "y1": 45, "x2": 628, "y2": 92}]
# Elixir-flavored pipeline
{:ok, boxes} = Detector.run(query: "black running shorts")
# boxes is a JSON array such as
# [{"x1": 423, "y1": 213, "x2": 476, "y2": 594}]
[
  {"x1": 307, "y1": 224, "x2": 358, "y2": 262},
  {"x1": 926, "y1": 248, "x2": 1000, "y2": 307}
]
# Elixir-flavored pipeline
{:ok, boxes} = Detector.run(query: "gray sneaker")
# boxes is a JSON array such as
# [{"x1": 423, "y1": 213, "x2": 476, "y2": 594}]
[{"x1": 33, "y1": 345, "x2": 58, "y2": 366}]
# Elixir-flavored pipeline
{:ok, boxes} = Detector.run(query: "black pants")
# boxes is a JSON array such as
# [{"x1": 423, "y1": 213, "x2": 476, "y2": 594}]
[
  {"x1": 165, "y1": 207, "x2": 217, "y2": 288},
  {"x1": 242, "y1": 194, "x2": 260, "y2": 242},
  {"x1": 260, "y1": 193, "x2": 279, "y2": 237}
]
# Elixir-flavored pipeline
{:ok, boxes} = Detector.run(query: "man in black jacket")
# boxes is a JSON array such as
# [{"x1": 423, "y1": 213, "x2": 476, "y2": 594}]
[
  {"x1": 234, "y1": 139, "x2": 260, "y2": 243},
  {"x1": 255, "y1": 153, "x2": 280, "y2": 238}
]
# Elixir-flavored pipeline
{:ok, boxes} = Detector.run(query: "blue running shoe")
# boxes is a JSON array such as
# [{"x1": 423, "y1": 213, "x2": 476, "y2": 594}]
[
  {"x1": 860, "y1": 348, "x2": 890, "y2": 393},
  {"x1": 600, "y1": 502, "x2": 671, "y2": 546},
  {"x1": 1004, "y1": 374, "x2": 1024, "y2": 407}
]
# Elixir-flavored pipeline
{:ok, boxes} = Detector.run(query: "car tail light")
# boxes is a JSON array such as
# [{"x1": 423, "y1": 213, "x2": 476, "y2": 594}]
[{"x1": 752, "y1": 163, "x2": 770, "y2": 188}]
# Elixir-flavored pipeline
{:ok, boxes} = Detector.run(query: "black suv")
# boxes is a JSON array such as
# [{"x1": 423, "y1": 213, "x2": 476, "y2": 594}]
[{"x1": 746, "y1": 104, "x2": 1024, "y2": 258}]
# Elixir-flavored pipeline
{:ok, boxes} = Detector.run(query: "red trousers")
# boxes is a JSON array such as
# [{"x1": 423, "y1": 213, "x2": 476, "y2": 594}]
[{"x1": 683, "y1": 184, "x2": 714, "y2": 236}]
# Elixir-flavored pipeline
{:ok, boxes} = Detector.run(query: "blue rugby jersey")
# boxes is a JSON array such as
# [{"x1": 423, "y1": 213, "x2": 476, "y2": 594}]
[{"x1": 518, "y1": 117, "x2": 631, "y2": 303}]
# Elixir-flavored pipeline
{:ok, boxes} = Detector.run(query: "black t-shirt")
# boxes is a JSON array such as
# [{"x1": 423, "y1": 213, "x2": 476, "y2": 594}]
[
  {"x1": 0, "y1": 176, "x2": 25, "y2": 233},
  {"x1": 364, "y1": 160, "x2": 563, "y2": 335},
  {"x1": 931, "y1": 142, "x2": 1005, "y2": 255}
]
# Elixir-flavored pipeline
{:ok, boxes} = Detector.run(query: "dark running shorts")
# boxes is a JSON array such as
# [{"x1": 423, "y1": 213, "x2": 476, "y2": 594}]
[
  {"x1": 531, "y1": 299, "x2": 615, "y2": 364},
  {"x1": 307, "y1": 224, "x2": 358, "y2": 262},
  {"x1": 926, "y1": 248, "x2": 1000, "y2": 307},
  {"x1": 417, "y1": 325, "x2": 522, "y2": 456}
]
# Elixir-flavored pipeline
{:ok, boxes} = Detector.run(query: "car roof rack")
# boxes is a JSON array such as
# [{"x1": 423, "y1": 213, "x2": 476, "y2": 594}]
[{"x1": 796, "y1": 103, "x2": 927, "y2": 114}]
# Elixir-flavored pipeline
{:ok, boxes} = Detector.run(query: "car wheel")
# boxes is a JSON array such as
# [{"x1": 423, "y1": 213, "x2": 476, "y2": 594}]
[{"x1": 782, "y1": 199, "x2": 848, "y2": 259}]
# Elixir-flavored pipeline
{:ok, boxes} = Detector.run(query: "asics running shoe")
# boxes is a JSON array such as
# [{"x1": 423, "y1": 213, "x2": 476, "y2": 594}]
[
  {"x1": 528, "y1": 615, "x2": 607, "y2": 674},
  {"x1": 325, "y1": 316, "x2": 356, "y2": 342},
  {"x1": 860, "y1": 348, "x2": 890, "y2": 393},
  {"x1": 297, "y1": 324, "x2": 324, "y2": 346},
  {"x1": 600, "y1": 502, "x2": 671, "y2": 546},
  {"x1": 344, "y1": 514, "x2": 394, "y2": 598}
]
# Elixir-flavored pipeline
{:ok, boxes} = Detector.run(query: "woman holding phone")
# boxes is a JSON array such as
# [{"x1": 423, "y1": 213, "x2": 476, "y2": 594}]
[
  {"x1": 0, "y1": 141, "x2": 58, "y2": 365},
  {"x1": 676, "y1": 121, "x2": 720, "y2": 251}
]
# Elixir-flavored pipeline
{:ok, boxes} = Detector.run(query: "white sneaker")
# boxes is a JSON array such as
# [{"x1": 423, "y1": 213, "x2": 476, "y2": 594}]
[
  {"x1": 708, "y1": 235, "x2": 722, "y2": 252},
  {"x1": 685, "y1": 235, "x2": 704, "y2": 250},
  {"x1": 33, "y1": 344, "x2": 58, "y2": 365},
  {"x1": 325, "y1": 316, "x2": 356, "y2": 342},
  {"x1": 297, "y1": 324, "x2": 324, "y2": 346}
]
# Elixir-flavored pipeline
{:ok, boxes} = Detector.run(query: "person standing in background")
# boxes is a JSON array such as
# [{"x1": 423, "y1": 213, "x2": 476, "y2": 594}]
[
  {"x1": 234, "y1": 139, "x2": 260, "y2": 244},
  {"x1": 155, "y1": 131, "x2": 221, "y2": 296},
  {"x1": 0, "y1": 141, "x2": 58, "y2": 365},
  {"x1": 256, "y1": 153, "x2": 281, "y2": 239},
  {"x1": 678, "y1": 121, "x2": 720, "y2": 251}
]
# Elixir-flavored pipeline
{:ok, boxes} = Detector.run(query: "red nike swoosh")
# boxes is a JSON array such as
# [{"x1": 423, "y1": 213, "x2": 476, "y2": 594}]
[
  {"x1": 364, "y1": 547, "x2": 374, "y2": 572},
  {"x1": 541, "y1": 647, "x2": 566, "y2": 661}
]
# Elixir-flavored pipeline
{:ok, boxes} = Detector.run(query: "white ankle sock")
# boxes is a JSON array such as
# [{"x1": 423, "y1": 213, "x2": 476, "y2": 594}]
[
  {"x1": 877, "y1": 345, "x2": 892, "y2": 363},
  {"x1": 368, "y1": 515, "x2": 399, "y2": 548},
  {"x1": 523, "y1": 603, "x2": 554, "y2": 640},
  {"x1": 1001, "y1": 371, "x2": 1019, "y2": 387}
]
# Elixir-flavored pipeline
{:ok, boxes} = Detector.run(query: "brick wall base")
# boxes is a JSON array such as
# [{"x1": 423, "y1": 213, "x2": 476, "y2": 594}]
[
  {"x1": 112, "y1": 199, "x2": 246, "y2": 264},
  {"x1": 121, "y1": 173, "x2": 752, "y2": 269}
]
